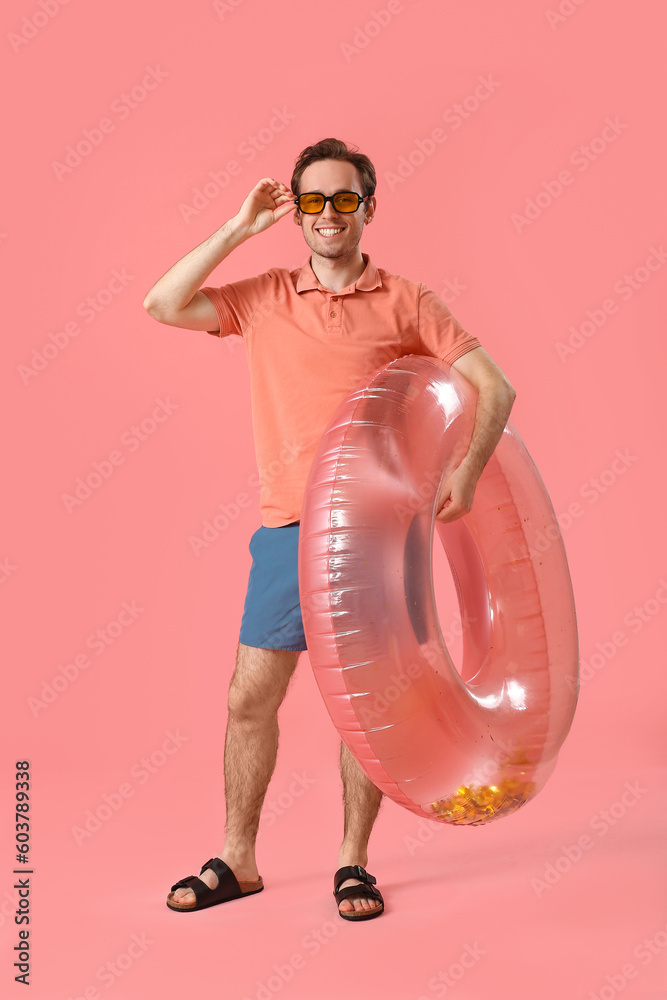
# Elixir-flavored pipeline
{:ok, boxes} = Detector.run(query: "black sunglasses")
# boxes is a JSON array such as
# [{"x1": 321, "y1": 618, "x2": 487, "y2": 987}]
[{"x1": 294, "y1": 191, "x2": 368, "y2": 214}]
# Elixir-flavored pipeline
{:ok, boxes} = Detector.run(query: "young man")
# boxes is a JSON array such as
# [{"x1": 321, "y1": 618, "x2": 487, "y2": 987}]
[{"x1": 144, "y1": 138, "x2": 516, "y2": 921}]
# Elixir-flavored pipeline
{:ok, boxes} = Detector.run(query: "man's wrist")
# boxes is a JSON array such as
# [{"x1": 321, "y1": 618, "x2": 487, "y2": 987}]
[
  {"x1": 457, "y1": 453, "x2": 484, "y2": 480},
  {"x1": 225, "y1": 214, "x2": 252, "y2": 244}
]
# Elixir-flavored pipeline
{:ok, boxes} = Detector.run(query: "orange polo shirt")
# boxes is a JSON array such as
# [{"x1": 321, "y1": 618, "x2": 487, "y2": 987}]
[{"x1": 200, "y1": 252, "x2": 481, "y2": 527}]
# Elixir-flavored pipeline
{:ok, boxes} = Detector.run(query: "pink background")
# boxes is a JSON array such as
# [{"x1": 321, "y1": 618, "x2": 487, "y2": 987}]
[{"x1": 3, "y1": 1, "x2": 666, "y2": 997}]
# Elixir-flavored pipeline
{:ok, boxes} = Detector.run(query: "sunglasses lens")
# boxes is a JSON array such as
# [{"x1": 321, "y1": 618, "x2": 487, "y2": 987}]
[
  {"x1": 333, "y1": 193, "x2": 360, "y2": 212},
  {"x1": 299, "y1": 194, "x2": 324, "y2": 213},
  {"x1": 298, "y1": 193, "x2": 364, "y2": 212}
]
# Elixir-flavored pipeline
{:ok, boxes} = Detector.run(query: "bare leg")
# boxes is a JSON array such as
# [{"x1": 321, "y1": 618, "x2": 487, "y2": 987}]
[
  {"x1": 170, "y1": 641, "x2": 301, "y2": 904},
  {"x1": 336, "y1": 740, "x2": 384, "y2": 914}
]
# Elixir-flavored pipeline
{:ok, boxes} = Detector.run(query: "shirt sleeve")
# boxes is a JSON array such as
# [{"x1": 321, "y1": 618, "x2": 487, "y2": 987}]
[
  {"x1": 199, "y1": 271, "x2": 274, "y2": 338},
  {"x1": 415, "y1": 283, "x2": 481, "y2": 366}
]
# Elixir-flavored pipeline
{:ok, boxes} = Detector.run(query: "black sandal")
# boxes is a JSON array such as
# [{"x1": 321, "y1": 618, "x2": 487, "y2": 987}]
[
  {"x1": 333, "y1": 864, "x2": 384, "y2": 921},
  {"x1": 166, "y1": 856, "x2": 264, "y2": 912}
]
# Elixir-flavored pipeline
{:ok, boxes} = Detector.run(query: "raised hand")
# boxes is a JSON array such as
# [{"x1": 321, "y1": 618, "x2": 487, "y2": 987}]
[{"x1": 234, "y1": 177, "x2": 296, "y2": 237}]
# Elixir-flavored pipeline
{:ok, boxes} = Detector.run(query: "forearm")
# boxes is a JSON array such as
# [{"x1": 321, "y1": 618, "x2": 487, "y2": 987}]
[
  {"x1": 458, "y1": 378, "x2": 516, "y2": 479},
  {"x1": 142, "y1": 215, "x2": 251, "y2": 315}
]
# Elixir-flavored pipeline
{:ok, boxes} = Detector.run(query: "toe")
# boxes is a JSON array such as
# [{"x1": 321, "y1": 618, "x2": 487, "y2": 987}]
[
  {"x1": 339, "y1": 894, "x2": 380, "y2": 913},
  {"x1": 171, "y1": 887, "x2": 195, "y2": 905},
  {"x1": 336, "y1": 879, "x2": 382, "y2": 914}
]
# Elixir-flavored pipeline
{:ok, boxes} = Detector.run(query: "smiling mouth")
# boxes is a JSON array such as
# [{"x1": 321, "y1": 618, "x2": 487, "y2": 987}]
[{"x1": 316, "y1": 227, "x2": 345, "y2": 237}]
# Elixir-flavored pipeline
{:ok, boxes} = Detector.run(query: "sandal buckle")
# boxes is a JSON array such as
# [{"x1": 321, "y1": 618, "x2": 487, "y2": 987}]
[{"x1": 351, "y1": 864, "x2": 376, "y2": 885}]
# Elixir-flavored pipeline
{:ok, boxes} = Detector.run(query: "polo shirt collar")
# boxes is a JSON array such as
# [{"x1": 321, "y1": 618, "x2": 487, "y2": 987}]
[{"x1": 296, "y1": 252, "x2": 382, "y2": 293}]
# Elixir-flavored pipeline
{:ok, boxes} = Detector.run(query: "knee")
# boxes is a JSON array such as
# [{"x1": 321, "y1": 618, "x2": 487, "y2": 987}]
[{"x1": 227, "y1": 679, "x2": 278, "y2": 722}]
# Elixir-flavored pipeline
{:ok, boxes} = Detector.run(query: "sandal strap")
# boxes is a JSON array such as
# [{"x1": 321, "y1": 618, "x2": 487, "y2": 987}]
[
  {"x1": 334, "y1": 881, "x2": 384, "y2": 906},
  {"x1": 169, "y1": 874, "x2": 213, "y2": 904},
  {"x1": 333, "y1": 864, "x2": 377, "y2": 894},
  {"x1": 170, "y1": 874, "x2": 197, "y2": 892},
  {"x1": 199, "y1": 856, "x2": 242, "y2": 897},
  {"x1": 169, "y1": 857, "x2": 242, "y2": 904}
]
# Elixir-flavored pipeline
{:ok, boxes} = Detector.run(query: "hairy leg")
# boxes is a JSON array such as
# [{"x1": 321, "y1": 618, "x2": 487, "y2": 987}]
[
  {"x1": 170, "y1": 642, "x2": 301, "y2": 903},
  {"x1": 336, "y1": 740, "x2": 384, "y2": 914}
]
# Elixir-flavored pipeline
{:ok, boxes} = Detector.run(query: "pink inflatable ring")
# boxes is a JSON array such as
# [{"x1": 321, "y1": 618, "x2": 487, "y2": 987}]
[{"x1": 298, "y1": 354, "x2": 579, "y2": 826}]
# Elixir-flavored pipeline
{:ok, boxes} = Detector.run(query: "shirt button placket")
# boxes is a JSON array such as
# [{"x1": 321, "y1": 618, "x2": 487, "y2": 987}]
[{"x1": 328, "y1": 295, "x2": 341, "y2": 333}]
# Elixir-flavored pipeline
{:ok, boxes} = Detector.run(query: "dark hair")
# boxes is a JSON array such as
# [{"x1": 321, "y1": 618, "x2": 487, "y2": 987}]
[{"x1": 291, "y1": 137, "x2": 377, "y2": 200}]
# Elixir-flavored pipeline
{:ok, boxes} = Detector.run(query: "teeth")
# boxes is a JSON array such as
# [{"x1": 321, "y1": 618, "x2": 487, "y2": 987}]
[{"x1": 318, "y1": 228, "x2": 343, "y2": 236}]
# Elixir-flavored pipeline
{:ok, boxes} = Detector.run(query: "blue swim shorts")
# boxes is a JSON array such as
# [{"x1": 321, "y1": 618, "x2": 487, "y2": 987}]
[{"x1": 238, "y1": 520, "x2": 308, "y2": 651}]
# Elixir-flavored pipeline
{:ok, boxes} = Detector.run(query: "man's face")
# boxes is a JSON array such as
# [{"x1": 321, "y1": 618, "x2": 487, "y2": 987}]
[{"x1": 293, "y1": 158, "x2": 375, "y2": 260}]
